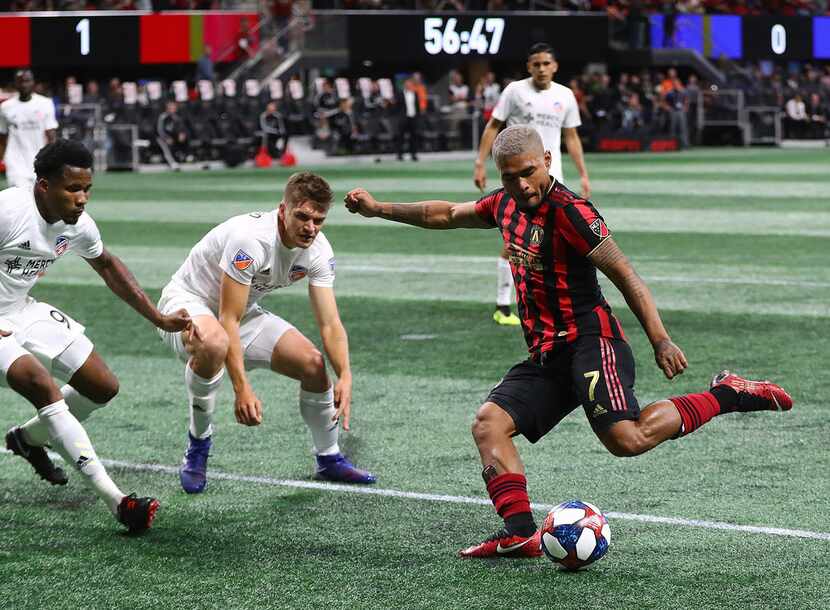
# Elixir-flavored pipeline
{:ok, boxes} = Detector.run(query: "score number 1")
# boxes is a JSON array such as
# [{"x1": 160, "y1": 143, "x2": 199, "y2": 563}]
[
  {"x1": 75, "y1": 18, "x2": 91, "y2": 56},
  {"x1": 424, "y1": 17, "x2": 505, "y2": 56}
]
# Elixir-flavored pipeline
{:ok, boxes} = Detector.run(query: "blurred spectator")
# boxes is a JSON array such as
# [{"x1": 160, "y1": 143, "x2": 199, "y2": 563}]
[
  {"x1": 448, "y1": 70, "x2": 470, "y2": 112},
  {"x1": 411, "y1": 72, "x2": 429, "y2": 113},
  {"x1": 157, "y1": 100, "x2": 189, "y2": 165},
  {"x1": 395, "y1": 77, "x2": 420, "y2": 161},
  {"x1": 661, "y1": 0, "x2": 677, "y2": 48},
  {"x1": 621, "y1": 92, "x2": 644, "y2": 132},
  {"x1": 328, "y1": 97, "x2": 358, "y2": 154},
  {"x1": 806, "y1": 92, "x2": 827, "y2": 138},
  {"x1": 196, "y1": 46, "x2": 215, "y2": 83},
  {"x1": 83, "y1": 80, "x2": 101, "y2": 104},
  {"x1": 627, "y1": 0, "x2": 646, "y2": 49},
  {"x1": 784, "y1": 93, "x2": 809, "y2": 138},
  {"x1": 260, "y1": 100, "x2": 289, "y2": 158},
  {"x1": 233, "y1": 17, "x2": 257, "y2": 68},
  {"x1": 475, "y1": 72, "x2": 501, "y2": 122},
  {"x1": 665, "y1": 75, "x2": 690, "y2": 148}
]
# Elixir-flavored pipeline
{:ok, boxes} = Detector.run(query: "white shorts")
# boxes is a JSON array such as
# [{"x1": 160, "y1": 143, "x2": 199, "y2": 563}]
[
  {"x1": 157, "y1": 285, "x2": 295, "y2": 371},
  {"x1": 0, "y1": 298, "x2": 94, "y2": 385}
]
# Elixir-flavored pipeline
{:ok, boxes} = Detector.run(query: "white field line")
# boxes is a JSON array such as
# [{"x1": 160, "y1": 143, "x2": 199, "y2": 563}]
[{"x1": 2, "y1": 449, "x2": 827, "y2": 542}]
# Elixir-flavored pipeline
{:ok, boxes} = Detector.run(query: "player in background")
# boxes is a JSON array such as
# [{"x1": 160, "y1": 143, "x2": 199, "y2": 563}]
[
  {"x1": 346, "y1": 124, "x2": 792, "y2": 559},
  {"x1": 1, "y1": 140, "x2": 191, "y2": 533},
  {"x1": 157, "y1": 171, "x2": 375, "y2": 494},
  {"x1": 0, "y1": 70, "x2": 58, "y2": 190},
  {"x1": 474, "y1": 44, "x2": 591, "y2": 327}
]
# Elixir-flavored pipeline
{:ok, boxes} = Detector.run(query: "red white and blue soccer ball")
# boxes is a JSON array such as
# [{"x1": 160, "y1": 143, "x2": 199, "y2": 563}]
[{"x1": 540, "y1": 500, "x2": 611, "y2": 570}]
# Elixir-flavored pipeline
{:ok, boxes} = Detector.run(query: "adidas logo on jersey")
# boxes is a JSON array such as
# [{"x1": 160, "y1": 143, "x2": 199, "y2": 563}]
[
  {"x1": 18, "y1": 241, "x2": 31, "y2": 250},
  {"x1": 591, "y1": 404, "x2": 607, "y2": 417}
]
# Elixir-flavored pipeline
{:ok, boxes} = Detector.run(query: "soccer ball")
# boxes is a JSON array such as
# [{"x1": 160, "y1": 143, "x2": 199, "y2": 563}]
[{"x1": 540, "y1": 500, "x2": 611, "y2": 570}]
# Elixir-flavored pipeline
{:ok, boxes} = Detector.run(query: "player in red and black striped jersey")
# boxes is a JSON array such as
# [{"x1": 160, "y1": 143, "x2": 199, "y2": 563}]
[{"x1": 344, "y1": 124, "x2": 793, "y2": 559}]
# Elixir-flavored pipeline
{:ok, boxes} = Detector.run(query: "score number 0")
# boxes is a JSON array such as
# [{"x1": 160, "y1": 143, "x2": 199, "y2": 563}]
[
  {"x1": 424, "y1": 17, "x2": 504, "y2": 55},
  {"x1": 770, "y1": 23, "x2": 786, "y2": 55},
  {"x1": 75, "y1": 18, "x2": 91, "y2": 56}
]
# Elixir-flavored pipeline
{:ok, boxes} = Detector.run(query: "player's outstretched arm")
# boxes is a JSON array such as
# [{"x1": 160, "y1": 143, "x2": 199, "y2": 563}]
[
  {"x1": 219, "y1": 273, "x2": 262, "y2": 427},
  {"x1": 309, "y1": 285, "x2": 352, "y2": 431},
  {"x1": 474, "y1": 117, "x2": 504, "y2": 192},
  {"x1": 344, "y1": 188, "x2": 491, "y2": 230},
  {"x1": 86, "y1": 248, "x2": 191, "y2": 332},
  {"x1": 588, "y1": 238, "x2": 688, "y2": 380},
  {"x1": 563, "y1": 127, "x2": 591, "y2": 198}
]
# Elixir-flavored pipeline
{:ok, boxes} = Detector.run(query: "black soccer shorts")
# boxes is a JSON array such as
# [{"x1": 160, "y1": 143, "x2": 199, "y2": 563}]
[{"x1": 485, "y1": 335, "x2": 641, "y2": 443}]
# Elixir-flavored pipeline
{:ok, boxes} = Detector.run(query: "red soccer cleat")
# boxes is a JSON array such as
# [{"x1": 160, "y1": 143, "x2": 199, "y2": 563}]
[
  {"x1": 458, "y1": 528, "x2": 542, "y2": 559},
  {"x1": 710, "y1": 370, "x2": 793, "y2": 412},
  {"x1": 117, "y1": 493, "x2": 160, "y2": 534}
]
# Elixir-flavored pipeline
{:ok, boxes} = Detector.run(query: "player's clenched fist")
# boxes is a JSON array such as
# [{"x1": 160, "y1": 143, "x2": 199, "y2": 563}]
[
  {"x1": 157, "y1": 308, "x2": 192, "y2": 333},
  {"x1": 344, "y1": 188, "x2": 380, "y2": 217},
  {"x1": 653, "y1": 338, "x2": 688, "y2": 380}
]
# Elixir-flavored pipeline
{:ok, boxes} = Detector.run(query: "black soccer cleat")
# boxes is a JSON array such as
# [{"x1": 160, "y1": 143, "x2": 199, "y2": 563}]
[
  {"x1": 5, "y1": 426, "x2": 68, "y2": 486},
  {"x1": 117, "y1": 493, "x2": 160, "y2": 534}
]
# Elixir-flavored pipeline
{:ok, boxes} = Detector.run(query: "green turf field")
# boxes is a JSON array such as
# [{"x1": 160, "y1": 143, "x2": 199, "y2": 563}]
[{"x1": 1, "y1": 148, "x2": 828, "y2": 609}]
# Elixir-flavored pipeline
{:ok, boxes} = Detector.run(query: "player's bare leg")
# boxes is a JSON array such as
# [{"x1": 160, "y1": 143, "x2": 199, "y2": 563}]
[
  {"x1": 494, "y1": 246, "x2": 520, "y2": 326},
  {"x1": 460, "y1": 401, "x2": 541, "y2": 558},
  {"x1": 597, "y1": 399, "x2": 682, "y2": 457},
  {"x1": 270, "y1": 329, "x2": 375, "y2": 484},
  {"x1": 12, "y1": 350, "x2": 119, "y2": 484},
  {"x1": 5, "y1": 354, "x2": 157, "y2": 533},
  {"x1": 178, "y1": 314, "x2": 227, "y2": 494},
  {"x1": 598, "y1": 373, "x2": 793, "y2": 457}
]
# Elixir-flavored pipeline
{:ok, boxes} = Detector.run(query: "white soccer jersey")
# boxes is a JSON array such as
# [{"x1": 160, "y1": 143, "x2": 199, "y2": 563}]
[
  {"x1": 166, "y1": 210, "x2": 336, "y2": 314},
  {"x1": 0, "y1": 186, "x2": 103, "y2": 316},
  {"x1": 0, "y1": 93, "x2": 58, "y2": 184},
  {"x1": 491, "y1": 78, "x2": 581, "y2": 181}
]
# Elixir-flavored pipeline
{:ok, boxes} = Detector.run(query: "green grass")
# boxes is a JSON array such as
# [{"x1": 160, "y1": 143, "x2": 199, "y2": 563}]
[{"x1": 1, "y1": 148, "x2": 829, "y2": 609}]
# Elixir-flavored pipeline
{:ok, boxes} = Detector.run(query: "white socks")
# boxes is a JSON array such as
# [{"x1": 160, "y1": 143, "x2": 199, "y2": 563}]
[
  {"x1": 186, "y1": 362, "x2": 224, "y2": 439},
  {"x1": 299, "y1": 387, "x2": 339, "y2": 456},
  {"x1": 20, "y1": 384, "x2": 107, "y2": 448},
  {"x1": 37, "y1": 400, "x2": 124, "y2": 514},
  {"x1": 496, "y1": 257, "x2": 514, "y2": 307}
]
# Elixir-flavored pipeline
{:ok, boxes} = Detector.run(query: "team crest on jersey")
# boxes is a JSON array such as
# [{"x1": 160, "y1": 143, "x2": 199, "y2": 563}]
[
  {"x1": 232, "y1": 249, "x2": 254, "y2": 271},
  {"x1": 530, "y1": 225, "x2": 544, "y2": 246},
  {"x1": 553, "y1": 101, "x2": 563, "y2": 113},
  {"x1": 54, "y1": 236, "x2": 69, "y2": 256},
  {"x1": 289, "y1": 264, "x2": 308, "y2": 281},
  {"x1": 589, "y1": 219, "x2": 609, "y2": 239}
]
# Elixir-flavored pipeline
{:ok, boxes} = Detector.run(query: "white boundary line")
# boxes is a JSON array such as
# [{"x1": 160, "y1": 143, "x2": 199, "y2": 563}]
[{"x1": 3, "y1": 450, "x2": 828, "y2": 541}]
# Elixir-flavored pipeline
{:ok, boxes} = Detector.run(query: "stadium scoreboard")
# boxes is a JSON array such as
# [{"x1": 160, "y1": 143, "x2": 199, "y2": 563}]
[
  {"x1": 0, "y1": 12, "x2": 258, "y2": 68},
  {"x1": 650, "y1": 14, "x2": 830, "y2": 60},
  {"x1": 2, "y1": 12, "x2": 829, "y2": 69},
  {"x1": 348, "y1": 13, "x2": 609, "y2": 62}
]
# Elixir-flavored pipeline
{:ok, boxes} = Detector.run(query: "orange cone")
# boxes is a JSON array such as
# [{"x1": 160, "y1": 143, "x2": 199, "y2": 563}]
[
  {"x1": 255, "y1": 145, "x2": 272, "y2": 168},
  {"x1": 280, "y1": 148, "x2": 296, "y2": 167}
]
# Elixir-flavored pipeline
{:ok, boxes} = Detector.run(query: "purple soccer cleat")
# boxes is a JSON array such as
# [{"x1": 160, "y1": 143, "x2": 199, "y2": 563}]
[
  {"x1": 179, "y1": 433, "x2": 211, "y2": 494},
  {"x1": 315, "y1": 453, "x2": 376, "y2": 484}
]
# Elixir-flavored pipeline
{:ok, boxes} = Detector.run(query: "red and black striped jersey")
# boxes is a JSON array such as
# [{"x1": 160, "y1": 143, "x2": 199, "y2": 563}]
[{"x1": 475, "y1": 180, "x2": 626, "y2": 355}]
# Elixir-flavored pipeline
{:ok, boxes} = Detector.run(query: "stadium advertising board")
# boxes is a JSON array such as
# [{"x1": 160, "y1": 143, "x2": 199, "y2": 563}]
[
  {"x1": 650, "y1": 14, "x2": 827, "y2": 60},
  {"x1": 347, "y1": 13, "x2": 609, "y2": 63},
  {"x1": 0, "y1": 12, "x2": 258, "y2": 68}
]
